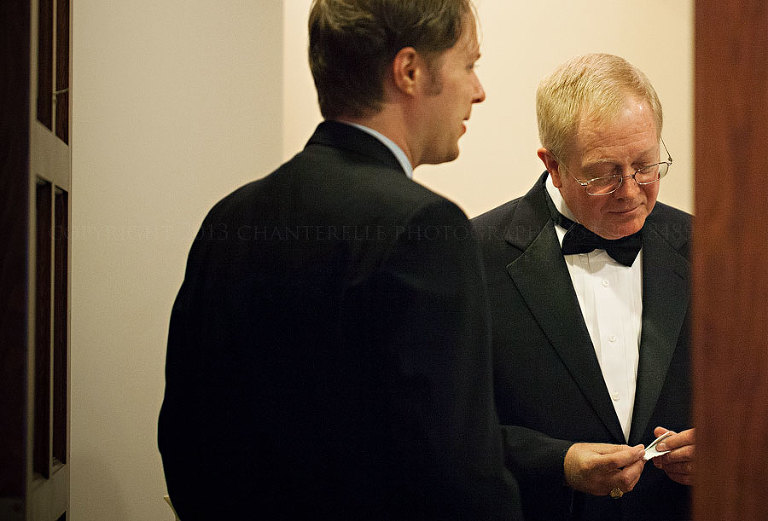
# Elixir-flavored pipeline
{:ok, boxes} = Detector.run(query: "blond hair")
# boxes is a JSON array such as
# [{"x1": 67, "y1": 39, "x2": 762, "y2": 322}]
[{"x1": 536, "y1": 53, "x2": 663, "y2": 161}]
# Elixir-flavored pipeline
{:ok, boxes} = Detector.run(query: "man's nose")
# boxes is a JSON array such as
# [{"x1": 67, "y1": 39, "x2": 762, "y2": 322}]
[
  {"x1": 614, "y1": 170, "x2": 643, "y2": 197},
  {"x1": 473, "y1": 76, "x2": 486, "y2": 104}
]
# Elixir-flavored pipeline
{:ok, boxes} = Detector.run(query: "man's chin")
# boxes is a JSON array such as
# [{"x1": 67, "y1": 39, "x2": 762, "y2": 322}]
[
  {"x1": 602, "y1": 219, "x2": 646, "y2": 239},
  {"x1": 599, "y1": 209, "x2": 650, "y2": 238},
  {"x1": 422, "y1": 147, "x2": 460, "y2": 166}
]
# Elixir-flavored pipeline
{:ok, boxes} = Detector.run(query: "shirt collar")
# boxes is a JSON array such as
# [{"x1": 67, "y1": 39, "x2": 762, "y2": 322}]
[
  {"x1": 545, "y1": 172, "x2": 578, "y2": 223},
  {"x1": 340, "y1": 121, "x2": 414, "y2": 179}
]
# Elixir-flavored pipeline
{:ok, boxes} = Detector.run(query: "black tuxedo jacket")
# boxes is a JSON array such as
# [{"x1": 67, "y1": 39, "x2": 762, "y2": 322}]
[
  {"x1": 158, "y1": 122, "x2": 521, "y2": 520},
  {"x1": 473, "y1": 173, "x2": 692, "y2": 521}
]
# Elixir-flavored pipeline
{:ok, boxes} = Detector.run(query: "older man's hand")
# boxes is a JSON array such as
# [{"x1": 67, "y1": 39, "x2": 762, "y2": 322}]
[
  {"x1": 652, "y1": 427, "x2": 695, "y2": 486},
  {"x1": 564, "y1": 442, "x2": 646, "y2": 496}
]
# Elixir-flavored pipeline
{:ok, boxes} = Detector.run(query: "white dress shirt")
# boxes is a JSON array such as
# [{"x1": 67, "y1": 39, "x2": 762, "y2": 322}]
[{"x1": 546, "y1": 175, "x2": 642, "y2": 441}]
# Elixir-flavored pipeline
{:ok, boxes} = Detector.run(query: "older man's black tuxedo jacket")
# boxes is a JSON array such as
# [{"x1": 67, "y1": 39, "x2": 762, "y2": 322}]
[
  {"x1": 158, "y1": 122, "x2": 521, "y2": 521},
  {"x1": 473, "y1": 174, "x2": 692, "y2": 521}
]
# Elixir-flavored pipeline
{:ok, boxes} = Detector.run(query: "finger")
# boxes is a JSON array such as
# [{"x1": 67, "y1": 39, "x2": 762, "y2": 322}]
[
  {"x1": 667, "y1": 474, "x2": 694, "y2": 486},
  {"x1": 657, "y1": 428, "x2": 695, "y2": 451},
  {"x1": 663, "y1": 461, "x2": 694, "y2": 475},
  {"x1": 664, "y1": 467, "x2": 695, "y2": 486},
  {"x1": 660, "y1": 445, "x2": 695, "y2": 465},
  {"x1": 653, "y1": 426, "x2": 672, "y2": 438},
  {"x1": 598, "y1": 444, "x2": 645, "y2": 469},
  {"x1": 592, "y1": 443, "x2": 632, "y2": 455},
  {"x1": 595, "y1": 443, "x2": 644, "y2": 458},
  {"x1": 616, "y1": 459, "x2": 646, "y2": 491}
]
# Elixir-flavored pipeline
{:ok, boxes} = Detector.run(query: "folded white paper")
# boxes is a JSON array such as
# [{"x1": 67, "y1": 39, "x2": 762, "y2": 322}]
[{"x1": 643, "y1": 431, "x2": 674, "y2": 461}]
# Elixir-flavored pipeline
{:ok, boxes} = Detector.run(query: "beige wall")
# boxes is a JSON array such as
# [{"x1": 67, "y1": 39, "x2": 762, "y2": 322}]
[
  {"x1": 71, "y1": 2, "x2": 283, "y2": 520},
  {"x1": 284, "y1": 0, "x2": 694, "y2": 217},
  {"x1": 71, "y1": 2, "x2": 692, "y2": 521}
]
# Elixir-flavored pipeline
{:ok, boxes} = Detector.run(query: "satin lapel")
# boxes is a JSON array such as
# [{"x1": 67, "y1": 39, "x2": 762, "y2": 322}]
[
  {"x1": 505, "y1": 223, "x2": 626, "y2": 443},
  {"x1": 628, "y1": 226, "x2": 690, "y2": 445}
]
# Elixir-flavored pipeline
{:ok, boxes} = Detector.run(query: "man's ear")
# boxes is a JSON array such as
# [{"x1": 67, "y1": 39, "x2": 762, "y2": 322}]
[
  {"x1": 538, "y1": 147, "x2": 564, "y2": 188},
  {"x1": 391, "y1": 47, "x2": 421, "y2": 95}
]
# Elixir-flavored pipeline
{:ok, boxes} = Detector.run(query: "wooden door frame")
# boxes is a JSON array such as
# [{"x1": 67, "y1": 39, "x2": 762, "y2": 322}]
[
  {"x1": 0, "y1": 0, "x2": 33, "y2": 514},
  {"x1": 693, "y1": 1, "x2": 768, "y2": 519}
]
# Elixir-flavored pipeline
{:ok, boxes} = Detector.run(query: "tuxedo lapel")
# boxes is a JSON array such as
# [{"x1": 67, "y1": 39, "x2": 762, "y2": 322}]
[
  {"x1": 628, "y1": 224, "x2": 690, "y2": 445},
  {"x1": 503, "y1": 181, "x2": 625, "y2": 442}
]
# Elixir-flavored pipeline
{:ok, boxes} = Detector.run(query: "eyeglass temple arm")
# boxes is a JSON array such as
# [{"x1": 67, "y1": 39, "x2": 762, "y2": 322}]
[{"x1": 661, "y1": 137, "x2": 673, "y2": 163}]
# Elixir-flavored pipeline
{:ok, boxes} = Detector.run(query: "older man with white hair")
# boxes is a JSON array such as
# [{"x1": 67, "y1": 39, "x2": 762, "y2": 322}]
[{"x1": 474, "y1": 53, "x2": 694, "y2": 521}]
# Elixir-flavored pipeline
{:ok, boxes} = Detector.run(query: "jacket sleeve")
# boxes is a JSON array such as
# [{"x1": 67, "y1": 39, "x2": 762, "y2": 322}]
[{"x1": 366, "y1": 197, "x2": 523, "y2": 521}]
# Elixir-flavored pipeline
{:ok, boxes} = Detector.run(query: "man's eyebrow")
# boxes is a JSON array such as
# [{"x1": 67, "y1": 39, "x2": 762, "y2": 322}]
[
  {"x1": 584, "y1": 146, "x2": 659, "y2": 166},
  {"x1": 582, "y1": 159, "x2": 618, "y2": 168}
]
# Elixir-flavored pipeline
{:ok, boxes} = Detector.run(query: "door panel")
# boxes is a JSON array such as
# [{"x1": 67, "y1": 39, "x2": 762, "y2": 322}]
[{"x1": 1, "y1": 0, "x2": 71, "y2": 519}]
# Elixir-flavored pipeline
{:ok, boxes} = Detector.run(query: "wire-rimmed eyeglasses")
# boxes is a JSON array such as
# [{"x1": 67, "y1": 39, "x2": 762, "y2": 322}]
[{"x1": 559, "y1": 139, "x2": 673, "y2": 196}]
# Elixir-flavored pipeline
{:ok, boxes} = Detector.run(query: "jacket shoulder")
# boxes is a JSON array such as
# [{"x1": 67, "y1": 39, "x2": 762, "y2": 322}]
[
  {"x1": 646, "y1": 201, "x2": 692, "y2": 257},
  {"x1": 473, "y1": 197, "x2": 524, "y2": 228},
  {"x1": 472, "y1": 197, "x2": 526, "y2": 245}
]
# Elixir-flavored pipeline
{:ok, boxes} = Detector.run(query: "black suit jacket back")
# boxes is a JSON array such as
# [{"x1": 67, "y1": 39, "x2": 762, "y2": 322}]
[{"x1": 159, "y1": 122, "x2": 521, "y2": 520}]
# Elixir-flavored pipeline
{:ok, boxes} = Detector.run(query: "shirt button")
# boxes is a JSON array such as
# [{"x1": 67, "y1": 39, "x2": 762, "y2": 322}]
[
  {"x1": 611, "y1": 392, "x2": 620, "y2": 402},
  {"x1": 602, "y1": 280, "x2": 609, "y2": 287},
  {"x1": 609, "y1": 335, "x2": 617, "y2": 343}
]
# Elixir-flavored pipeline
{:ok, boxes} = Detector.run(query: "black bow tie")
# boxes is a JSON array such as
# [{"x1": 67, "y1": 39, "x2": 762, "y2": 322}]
[{"x1": 557, "y1": 214, "x2": 642, "y2": 267}]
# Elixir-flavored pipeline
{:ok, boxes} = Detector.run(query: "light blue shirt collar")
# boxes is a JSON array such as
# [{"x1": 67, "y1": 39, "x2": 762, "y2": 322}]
[{"x1": 340, "y1": 121, "x2": 414, "y2": 179}]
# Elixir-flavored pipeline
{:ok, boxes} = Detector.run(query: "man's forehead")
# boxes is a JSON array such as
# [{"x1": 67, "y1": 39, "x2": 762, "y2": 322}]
[
  {"x1": 456, "y1": 19, "x2": 480, "y2": 57},
  {"x1": 578, "y1": 102, "x2": 656, "y2": 137}
]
